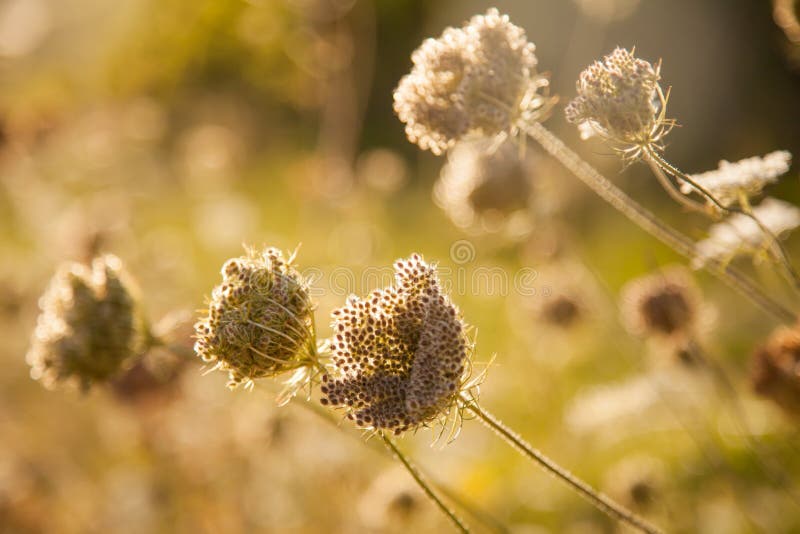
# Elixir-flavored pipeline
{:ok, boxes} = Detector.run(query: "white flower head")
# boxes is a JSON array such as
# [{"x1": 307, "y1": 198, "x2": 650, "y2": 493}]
[
  {"x1": 694, "y1": 198, "x2": 800, "y2": 267},
  {"x1": 681, "y1": 151, "x2": 792, "y2": 208},
  {"x1": 393, "y1": 9, "x2": 553, "y2": 155}
]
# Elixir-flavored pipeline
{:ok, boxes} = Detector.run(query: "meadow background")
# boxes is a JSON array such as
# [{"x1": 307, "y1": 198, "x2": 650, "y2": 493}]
[{"x1": 2, "y1": 0, "x2": 800, "y2": 532}]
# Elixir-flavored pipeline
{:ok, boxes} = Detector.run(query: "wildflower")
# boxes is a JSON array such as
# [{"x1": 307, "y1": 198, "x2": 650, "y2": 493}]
[
  {"x1": 751, "y1": 324, "x2": 800, "y2": 416},
  {"x1": 194, "y1": 247, "x2": 316, "y2": 389},
  {"x1": 680, "y1": 151, "x2": 792, "y2": 208},
  {"x1": 694, "y1": 198, "x2": 800, "y2": 267},
  {"x1": 358, "y1": 467, "x2": 425, "y2": 530},
  {"x1": 393, "y1": 9, "x2": 552, "y2": 155},
  {"x1": 540, "y1": 292, "x2": 584, "y2": 328},
  {"x1": 620, "y1": 267, "x2": 701, "y2": 340},
  {"x1": 320, "y1": 254, "x2": 472, "y2": 435},
  {"x1": 434, "y1": 139, "x2": 532, "y2": 232},
  {"x1": 26, "y1": 255, "x2": 146, "y2": 390},
  {"x1": 603, "y1": 455, "x2": 665, "y2": 511},
  {"x1": 565, "y1": 47, "x2": 671, "y2": 158}
]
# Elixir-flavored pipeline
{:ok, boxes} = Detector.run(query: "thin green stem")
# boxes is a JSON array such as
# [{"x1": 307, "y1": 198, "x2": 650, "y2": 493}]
[
  {"x1": 645, "y1": 148, "x2": 800, "y2": 292},
  {"x1": 523, "y1": 121, "x2": 796, "y2": 324},
  {"x1": 380, "y1": 433, "x2": 471, "y2": 533},
  {"x1": 460, "y1": 395, "x2": 663, "y2": 534}
]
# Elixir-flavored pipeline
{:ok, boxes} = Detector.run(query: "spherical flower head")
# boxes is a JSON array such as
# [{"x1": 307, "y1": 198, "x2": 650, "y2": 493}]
[
  {"x1": 565, "y1": 47, "x2": 671, "y2": 158},
  {"x1": 320, "y1": 254, "x2": 472, "y2": 435},
  {"x1": 194, "y1": 247, "x2": 315, "y2": 389},
  {"x1": 393, "y1": 9, "x2": 552, "y2": 155},
  {"x1": 620, "y1": 267, "x2": 701, "y2": 339},
  {"x1": 434, "y1": 139, "x2": 532, "y2": 232},
  {"x1": 751, "y1": 324, "x2": 800, "y2": 416},
  {"x1": 26, "y1": 255, "x2": 145, "y2": 391}
]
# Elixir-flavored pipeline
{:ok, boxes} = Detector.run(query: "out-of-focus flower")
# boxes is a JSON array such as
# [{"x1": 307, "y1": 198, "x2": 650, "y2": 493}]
[
  {"x1": 194, "y1": 247, "x2": 317, "y2": 389},
  {"x1": 321, "y1": 254, "x2": 472, "y2": 435},
  {"x1": 751, "y1": 323, "x2": 800, "y2": 416},
  {"x1": 393, "y1": 9, "x2": 552, "y2": 155},
  {"x1": 358, "y1": 467, "x2": 425, "y2": 530},
  {"x1": 620, "y1": 267, "x2": 703, "y2": 341},
  {"x1": 565, "y1": 48, "x2": 671, "y2": 158},
  {"x1": 602, "y1": 455, "x2": 665, "y2": 511},
  {"x1": 694, "y1": 198, "x2": 800, "y2": 267},
  {"x1": 680, "y1": 151, "x2": 791, "y2": 208},
  {"x1": 572, "y1": 0, "x2": 641, "y2": 23},
  {"x1": 26, "y1": 255, "x2": 146, "y2": 390}
]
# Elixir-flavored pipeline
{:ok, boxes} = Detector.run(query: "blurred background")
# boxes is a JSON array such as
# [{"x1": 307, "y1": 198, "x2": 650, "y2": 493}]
[{"x1": 2, "y1": 0, "x2": 800, "y2": 532}]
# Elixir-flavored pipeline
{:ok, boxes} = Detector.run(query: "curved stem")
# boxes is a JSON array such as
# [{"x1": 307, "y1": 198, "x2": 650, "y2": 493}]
[
  {"x1": 645, "y1": 149, "x2": 800, "y2": 292},
  {"x1": 459, "y1": 395, "x2": 663, "y2": 534},
  {"x1": 380, "y1": 433, "x2": 471, "y2": 533},
  {"x1": 523, "y1": 121, "x2": 796, "y2": 324},
  {"x1": 646, "y1": 157, "x2": 709, "y2": 214}
]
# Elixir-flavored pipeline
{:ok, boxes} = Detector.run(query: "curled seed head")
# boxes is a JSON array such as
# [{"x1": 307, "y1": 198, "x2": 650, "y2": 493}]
[
  {"x1": 321, "y1": 254, "x2": 472, "y2": 435},
  {"x1": 751, "y1": 324, "x2": 800, "y2": 416},
  {"x1": 26, "y1": 255, "x2": 146, "y2": 391},
  {"x1": 434, "y1": 140, "x2": 532, "y2": 232},
  {"x1": 565, "y1": 47, "x2": 671, "y2": 158},
  {"x1": 194, "y1": 247, "x2": 315, "y2": 389},
  {"x1": 393, "y1": 9, "x2": 552, "y2": 155},
  {"x1": 620, "y1": 267, "x2": 700, "y2": 339}
]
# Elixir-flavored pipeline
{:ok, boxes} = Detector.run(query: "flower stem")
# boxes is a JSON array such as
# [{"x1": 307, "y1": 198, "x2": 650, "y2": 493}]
[
  {"x1": 459, "y1": 395, "x2": 663, "y2": 534},
  {"x1": 380, "y1": 433, "x2": 471, "y2": 533},
  {"x1": 523, "y1": 121, "x2": 796, "y2": 324}
]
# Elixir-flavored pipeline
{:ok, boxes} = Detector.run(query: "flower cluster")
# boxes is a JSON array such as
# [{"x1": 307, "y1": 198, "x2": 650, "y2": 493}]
[
  {"x1": 194, "y1": 248, "x2": 316, "y2": 388},
  {"x1": 434, "y1": 139, "x2": 532, "y2": 232},
  {"x1": 565, "y1": 47, "x2": 671, "y2": 157},
  {"x1": 680, "y1": 151, "x2": 792, "y2": 208},
  {"x1": 320, "y1": 254, "x2": 471, "y2": 435},
  {"x1": 26, "y1": 255, "x2": 145, "y2": 390},
  {"x1": 694, "y1": 198, "x2": 800, "y2": 267},
  {"x1": 751, "y1": 324, "x2": 800, "y2": 416},
  {"x1": 393, "y1": 9, "x2": 551, "y2": 155},
  {"x1": 620, "y1": 267, "x2": 701, "y2": 340}
]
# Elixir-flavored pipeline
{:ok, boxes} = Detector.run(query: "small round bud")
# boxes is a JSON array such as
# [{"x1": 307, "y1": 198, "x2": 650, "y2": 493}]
[
  {"x1": 393, "y1": 9, "x2": 552, "y2": 155},
  {"x1": 194, "y1": 247, "x2": 315, "y2": 388},
  {"x1": 26, "y1": 255, "x2": 146, "y2": 390},
  {"x1": 321, "y1": 254, "x2": 472, "y2": 435},
  {"x1": 565, "y1": 47, "x2": 671, "y2": 157},
  {"x1": 751, "y1": 324, "x2": 800, "y2": 416},
  {"x1": 620, "y1": 267, "x2": 700, "y2": 340}
]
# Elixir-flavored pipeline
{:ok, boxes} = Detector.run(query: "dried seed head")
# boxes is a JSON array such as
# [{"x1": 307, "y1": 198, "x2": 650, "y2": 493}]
[
  {"x1": 565, "y1": 47, "x2": 671, "y2": 158},
  {"x1": 26, "y1": 255, "x2": 146, "y2": 390},
  {"x1": 393, "y1": 9, "x2": 552, "y2": 155},
  {"x1": 620, "y1": 267, "x2": 700, "y2": 339},
  {"x1": 194, "y1": 247, "x2": 316, "y2": 389},
  {"x1": 434, "y1": 140, "x2": 532, "y2": 231},
  {"x1": 751, "y1": 325, "x2": 800, "y2": 416},
  {"x1": 694, "y1": 198, "x2": 800, "y2": 267},
  {"x1": 680, "y1": 151, "x2": 792, "y2": 208},
  {"x1": 320, "y1": 254, "x2": 472, "y2": 435}
]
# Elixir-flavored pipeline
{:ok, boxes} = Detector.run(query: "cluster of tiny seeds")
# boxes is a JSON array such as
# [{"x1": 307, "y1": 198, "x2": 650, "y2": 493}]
[
  {"x1": 751, "y1": 325, "x2": 800, "y2": 416},
  {"x1": 393, "y1": 9, "x2": 549, "y2": 155},
  {"x1": 26, "y1": 255, "x2": 144, "y2": 391},
  {"x1": 620, "y1": 267, "x2": 700, "y2": 340},
  {"x1": 320, "y1": 254, "x2": 470, "y2": 435},
  {"x1": 565, "y1": 47, "x2": 666, "y2": 152},
  {"x1": 194, "y1": 248, "x2": 315, "y2": 388},
  {"x1": 434, "y1": 140, "x2": 532, "y2": 230}
]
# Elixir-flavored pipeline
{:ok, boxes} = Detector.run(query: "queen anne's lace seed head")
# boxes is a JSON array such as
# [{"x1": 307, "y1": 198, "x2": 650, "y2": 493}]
[
  {"x1": 434, "y1": 140, "x2": 532, "y2": 231},
  {"x1": 751, "y1": 324, "x2": 800, "y2": 416},
  {"x1": 565, "y1": 47, "x2": 671, "y2": 158},
  {"x1": 620, "y1": 267, "x2": 700, "y2": 339},
  {"x1": 320, "y1": 254, "x2": 472, "y2": 435},
  {"x1": 393, "y1": 9, "x2": 552, "y2": 155},
  {"x1": 26, "y1": 255, "x2": 145, "y2": 390},
  {"x1": 680, "y1": 151, "x2": 792, "y2": 208},
  {"x1": 694, "y1": 198, "x2": 800, "y2": 267},
  {"x1": 194, "y1": 247, "x2": 315, "y2": 389}
]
